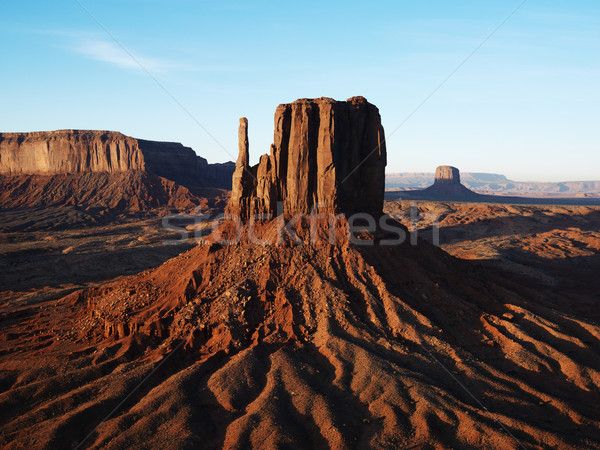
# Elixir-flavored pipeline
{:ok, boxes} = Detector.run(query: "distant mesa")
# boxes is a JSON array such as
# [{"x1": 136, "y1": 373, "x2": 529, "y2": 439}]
[
  {"x1": 394, "y1": 165, "x2": 481, "y2": 201},
  {"x1": 227, "y1": 96, "x2": 387, "y2": 219},
  {"x1": 433, "y1": 165, "x2": 460, "y2": 184},
  {"x1": 386, "y1": 165, "x2": 600, "y2": 206},
  {"x1": 0, "y1": 130, "x2": 234, "y2": 189},
  {"x1": 386, "y1": 171, "x2": 600, "y2": 197},
  {"x1": 0, "y1": 130, "x2": 234, "y2": 210}
]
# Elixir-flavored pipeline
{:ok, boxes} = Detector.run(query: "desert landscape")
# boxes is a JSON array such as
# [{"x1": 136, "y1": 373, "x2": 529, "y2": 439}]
[
  {"x1": 2, "y1": 1, "x2": 600, "y2": 449},
  {"x1": 0, "y1": 96, "x2": 599, "y2": 449}
]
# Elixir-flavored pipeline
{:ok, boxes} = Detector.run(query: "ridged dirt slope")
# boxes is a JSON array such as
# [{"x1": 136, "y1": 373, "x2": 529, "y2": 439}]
[
  {"x1": 0, "y1": 171, "x2": 200, "y2": 211},
  {"x1": 1, "y1": 218, "x2": 600, "y2": 448}
]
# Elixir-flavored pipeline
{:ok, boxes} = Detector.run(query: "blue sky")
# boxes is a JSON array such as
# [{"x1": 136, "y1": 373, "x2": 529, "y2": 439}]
[{"x1": 1, "y1": 0, "x2": 599, "y2": 181}]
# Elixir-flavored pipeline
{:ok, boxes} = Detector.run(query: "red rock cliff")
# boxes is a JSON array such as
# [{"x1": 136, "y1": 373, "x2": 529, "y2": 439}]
[
  {"x1": 434, "y1": 165, "x2": 460, "y2": 185},
  {"x1": 0, "y1": 130, "x2": 234, "y2": 188},
  {"x1": 0, "y1": 130, "x2": 144, "y2": 174},
  {"x1": 228, "y1": 96, "x2": 387, "y2": 219}
]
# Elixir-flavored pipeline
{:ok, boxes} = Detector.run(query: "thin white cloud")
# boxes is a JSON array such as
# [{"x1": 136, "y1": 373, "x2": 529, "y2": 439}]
[
  {"x1": 31, "y1": 29, "x2": 256, "y2": 74},
  {"x1": 74, "y1": 38, "x2": 170, "y2": 72}
]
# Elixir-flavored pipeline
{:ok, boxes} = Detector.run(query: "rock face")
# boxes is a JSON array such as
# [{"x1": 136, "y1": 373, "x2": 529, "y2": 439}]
[
  {"x1": 0, "y1": 130, "x2": 234, "y2": 188},
  {"x1": 228, "y1": 96, "x2": 386, "y2": 219},
  {"x1": 434, "y1": 165, "x2": 460, "y2": 185},
  {"x1": 0, "y1": 130, "x2": 143, "y2": 174}
]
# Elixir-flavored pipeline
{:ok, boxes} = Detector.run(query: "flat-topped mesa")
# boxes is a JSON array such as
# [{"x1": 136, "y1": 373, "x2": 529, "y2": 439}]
[
  {"x1": 0, "y1": 130, "x2": 234, "y2": 188},
  {"x1": 227, "y1": 96, "x2": 387, "y2": 220},
  {"x1": 434, "y1": 165, "x2": 461, "y2": 185},
  {"x1": 0, "y1": 130, "x2": 144, "y2": 174}
]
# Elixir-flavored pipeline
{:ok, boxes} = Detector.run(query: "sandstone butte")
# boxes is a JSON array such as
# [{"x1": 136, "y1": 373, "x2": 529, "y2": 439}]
[
  {"x1": 433, "y1": 165, "x2": 461, "y2": 185},
  {"x1": 0, "y1": 129, "x2": 234, "y2": 189},
  {"x1": 227, "y1": 96, "x2": 387, "y2": 219},
  {"x1": 398, "y1": 165, "x2": 481, "y2": 201}
]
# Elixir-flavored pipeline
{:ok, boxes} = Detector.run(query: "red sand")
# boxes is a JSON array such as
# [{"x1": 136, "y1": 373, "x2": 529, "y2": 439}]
[
  {"x1": 1, "y1": 217, "x2": 600, "y2": 448},
  {"x1": 0, "y1": 171, "x2": 202, "y2": 211}
]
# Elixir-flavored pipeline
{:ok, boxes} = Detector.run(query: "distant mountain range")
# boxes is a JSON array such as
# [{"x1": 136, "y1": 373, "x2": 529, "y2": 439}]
[{"x1": 386, "y1": 172, "x2": 600, "y2": 196}]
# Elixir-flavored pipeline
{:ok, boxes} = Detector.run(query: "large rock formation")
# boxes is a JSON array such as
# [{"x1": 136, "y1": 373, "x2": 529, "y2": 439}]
[
  {"x1": 390, "y1": 165, "x2": 481, "y2": 201},
  {"x1": 433, "y1": 165, "x2": 460, "y2": 185},
  {"x1": 419, "y1": 165, "x2": 479, "y2": 199},
  {"x1": 228, "y1": 96, "x2": 386, "y2": 219},
  {"x1": 0, "y1": 130, "x2": 234, "y2": 189}
]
